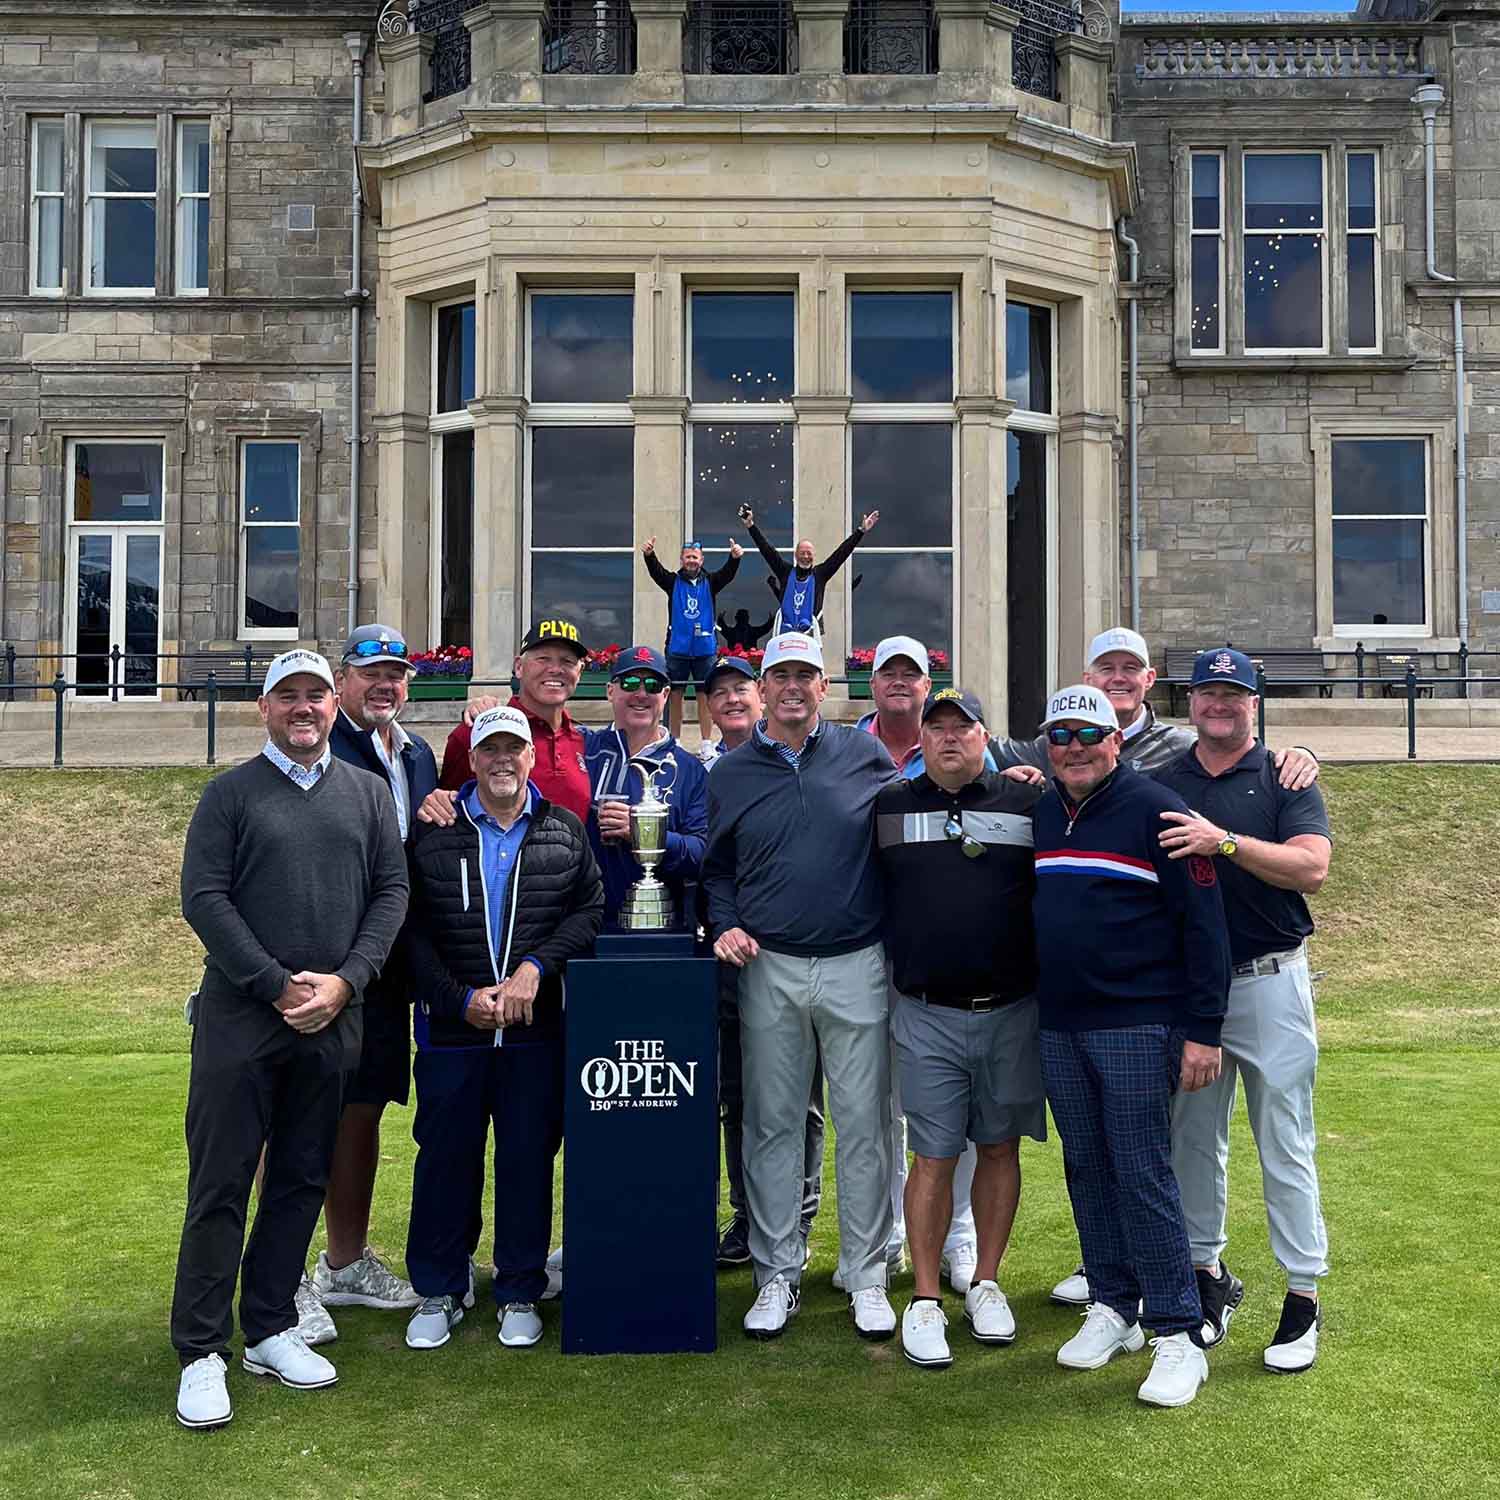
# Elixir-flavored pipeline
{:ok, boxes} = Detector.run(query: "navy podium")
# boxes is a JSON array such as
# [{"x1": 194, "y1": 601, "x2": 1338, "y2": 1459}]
[{"x1": 562, "y1": 931, "x2": 719, "y2": 1354}]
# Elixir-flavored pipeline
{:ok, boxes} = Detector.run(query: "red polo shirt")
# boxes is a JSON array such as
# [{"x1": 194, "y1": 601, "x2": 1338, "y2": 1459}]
[{"x1": 439, "y1": 698, "x2": 592, "y2": 822}]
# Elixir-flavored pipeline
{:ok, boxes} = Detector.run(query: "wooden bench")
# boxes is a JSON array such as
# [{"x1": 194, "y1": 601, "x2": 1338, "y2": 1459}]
[
  {"x1": 176, "y1": 649, "x2": 281, "y2": 701},
  {"x1": 1365, "y1": 651, "x2": 1435, "y2": 699},
  {"x1": 1160, "y1": 646, "x2": 1331, "y2": 714}
]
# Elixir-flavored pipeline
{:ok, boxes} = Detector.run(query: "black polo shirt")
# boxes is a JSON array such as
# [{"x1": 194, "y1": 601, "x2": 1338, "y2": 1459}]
[
  {"x1": 1154, "y1": 742, "x2": 1331, "y2": 966},
  {"x1": 875, "y1": 770, "x2": 1042, "y2": 1004}
]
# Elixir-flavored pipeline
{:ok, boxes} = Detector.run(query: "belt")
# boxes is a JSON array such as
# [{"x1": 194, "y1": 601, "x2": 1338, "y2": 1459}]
[
  {"x1": 908, "y1": 991, "x2": 1004, "y2": 1014},
  {"x1": 1232, "y1": 947, "x2": 1302, "y2": 979}
]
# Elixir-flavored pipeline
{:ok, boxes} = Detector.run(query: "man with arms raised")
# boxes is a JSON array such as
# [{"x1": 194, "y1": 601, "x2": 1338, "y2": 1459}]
[
  {"x1": 704, "y1": 633, "x2": 898, "y2": 1340},
  {"x1": 172, "y1": 650, "x2": 407, "y2": 1429},
  {"x1": 741, "y1": 504, "x2": 880, "y2": 636}
]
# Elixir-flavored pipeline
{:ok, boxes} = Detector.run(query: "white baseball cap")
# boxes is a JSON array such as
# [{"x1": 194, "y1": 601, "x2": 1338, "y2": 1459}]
[
  {"x1": 1087, "y1": 627, "x2": 1150, "y2": 669},
  {"x1": 1039, "y1": 683, "x2": 1120, "y2": 732},
  {"x1": 761, "y1": 633, "x2": 825, "y2": 673},
  {"x1": 262, "y1": 649, "x2": 336, "y2": 695},
  {"x1": 471, "y1": 704, "x2": 534, "y2": 750},
  {"x1": 873, "y1": 635, "x2": 930, "y2": 675}
]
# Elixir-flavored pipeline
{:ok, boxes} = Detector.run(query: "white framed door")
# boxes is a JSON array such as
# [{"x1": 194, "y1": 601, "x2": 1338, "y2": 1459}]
[{"x1": 66, "y1": 526, "x2": 163, "y2": 698}]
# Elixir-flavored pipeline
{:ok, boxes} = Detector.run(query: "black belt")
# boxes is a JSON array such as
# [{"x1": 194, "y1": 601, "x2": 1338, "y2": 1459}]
[
  {"x1": 1232, "y1": 950, "x2": 1298, "y2": 978},
  {"x1": 908, "y1": 991, "x2": 1005, "y2": 1014}
]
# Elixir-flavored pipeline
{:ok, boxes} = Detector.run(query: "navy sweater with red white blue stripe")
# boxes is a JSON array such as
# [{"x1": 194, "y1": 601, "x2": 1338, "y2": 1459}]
[{"x1": 1032, "y1": 762, "x2": 1229, "y2": 1046}]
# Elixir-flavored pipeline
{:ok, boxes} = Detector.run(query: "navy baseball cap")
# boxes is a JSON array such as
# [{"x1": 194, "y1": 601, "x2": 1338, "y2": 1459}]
[
  {"x1": 704, "y1": 655, "x2": 755, "y2": 692},
  {"x1": 1189, "y1": 647, "x2": 1258, "y2": 691},
  {"x1": 921, "y1": 686, "x2": 986, "y2": 726},
  {"x1": 519, "y1": 617, "x2": 589, "y2": 658},
  {"x1": 610, "y1": 644, "x2": 670, "y2": 682}
]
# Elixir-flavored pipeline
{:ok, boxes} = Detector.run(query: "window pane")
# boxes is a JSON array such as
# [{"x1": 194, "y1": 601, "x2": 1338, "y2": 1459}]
[
  {"x1": 1347, "y1": 153, "x2": 1376, "y2": 231},
  {"x1": 1007, "y1": 430, "x2": 1048, "y2": 739},
  {"x1": 441, "y1": 431, "x2": 474, "y2": 649},
  {"x1": 75, "y1": 535, "x2": 113, "y2": 691},
  {"x1": 92, "y1": 198, "x2": 156, "y2": 289},
  {"x1": 851, "y1": 292, "x2": 953, "y2": 403},
  {"x1": 1244, "y1": 153, "x2": 1322, "y2": 230},
  {"x1": 850, "y1": 423, "x2": 951, "y2": 547},
  {"x1": 531, "y1": 427, "x2": 633, "y2": 547},
  {"x1": 850, "y1": 552, "x2": 953, "y2": 657},
  {"x1": 180, "y1": 123, "x2": 210, "y2": 195},
  {"x1": 90, "y1": 123, "x2": 157, "y2": 193},
  {"x1": 244, "y1": 527, "x2": 300, "y2": 631},
  {"x1": 531, "y1": 551, "x2": 632, "y2": 648},
  {"x1": 1005, "y1": 302, "x2": 1052, "y2": 412},
  {"x1": 1332, "y1": 439, "x2": 1425, "y2": 516},
  {"x1": 1191, "y1": 238, "x2": 1221, "y2": 351},
  {"x1": 697, "y1": 550, "x2": 779, "y2": 648},
  {"x1": 691, "y1": 292, "x2": 795, "y2": 403},
  {"x1": 691, "y1": 423, "x2": 793, "y2": 542},
  {"x1": 530, "y1": 293, "x2": 633, "y2": 403},
  {"x1": 1348, "y1": 236, "x2": 1377, "y2": 350},
  {"x1": 1333, "y1": 519, "x2": 1425, "y2": 627},
  {"x1": 72, "y1": 444, "x2": 163, "y2": 522},
  {"x1": 1191, "y1": 154, "x2": 1220, "y2": 231},
  {"x1": 244, "y1": 443, "x2": 299, "y2": 524},
  {"x1": 1244, "y1": 234, "x2": 1322, "y2": 349},
  {"x1": 181, "y1": 196, "x2": 209, "y2": 292},
  {"x1": 436, "y1": 302, "x2": 476, "y2": 412},
  {"x1": 36, "y1": 198, "x2": 63, "y2": 290},
  {"x1": 124, "y1": 533, "x2": 161, "y2": 694},
  {"x1": 35, "y1": 122, "x2": 64, "y2": 192}
]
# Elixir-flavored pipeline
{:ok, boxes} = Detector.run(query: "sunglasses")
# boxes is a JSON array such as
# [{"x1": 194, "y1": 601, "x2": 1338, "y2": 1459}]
[
  {"x1": 616, "y1": 674, "x2": 668, "y2": 695},
  {"x1": 1046, "y1": 725, "x2": 1111, "y2": 747},
  {"x1": 943, "y1": 814, "x2": 986, "y2": 860},
  {"x1": 348, "y1": 638, "x2": 408, "y2": 660}
]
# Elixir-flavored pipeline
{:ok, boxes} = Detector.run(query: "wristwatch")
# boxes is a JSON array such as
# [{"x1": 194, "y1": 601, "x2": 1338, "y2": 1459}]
[{"x1": 1217, "y1": 832, "x2": 1240, "y2": 858}]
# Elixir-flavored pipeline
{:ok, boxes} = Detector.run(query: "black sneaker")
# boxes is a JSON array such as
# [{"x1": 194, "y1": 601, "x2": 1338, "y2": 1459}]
[
  {"x1": 716, "y1": 1216, "x2": 751, "y2": 1268},
  {"x1": 1195, "y1": 1262, "x2": 1245, "y2": 1348},
  {"x1": 1264, "y1": 1292, "x2": 1322, "y2": 1374}
]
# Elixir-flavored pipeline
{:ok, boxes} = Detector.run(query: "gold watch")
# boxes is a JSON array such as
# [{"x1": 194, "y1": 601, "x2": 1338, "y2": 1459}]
[{"x1": 1217, "y1": 832, "x2": 1240, "y2": 858}]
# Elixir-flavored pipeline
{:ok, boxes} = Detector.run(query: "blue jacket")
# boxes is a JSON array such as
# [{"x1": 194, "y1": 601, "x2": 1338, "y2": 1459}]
[
  {"x1": 329, "y1": 709, "x2": 439, "y2": 844},
  {"x1": 1031, "y1": 761, "x2": 1229, "y2": 1046},
  {"x1": 583, "y1": 727, "x2": 708, "y2": 923}
]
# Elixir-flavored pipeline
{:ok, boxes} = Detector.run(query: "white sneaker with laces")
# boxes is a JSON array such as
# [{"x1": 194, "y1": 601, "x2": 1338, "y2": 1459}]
[
  {"x1": 1056, "y1": 1302, "x2": 1147, "y2": 1370},
  {"x1": 964, "y1": 1280, "x2": 1016, "y2": 1345},
  {"x1": 405, "y1": 1295, "x2": 465, "y2": 1349},
  {"x1": 1050, "y1": 1265, "x2": 1091, "y2": 1307},
  {"x1": 941, "y1": 1243, "x2": 979, "y2": 1295},
  {"x1": 1138, "y1": 1332, "x2": 1209, "y2": 1407},
  {"x1": 498, "y1": 1302, "x2": 544, "y2": 1348},
  {"x1": 176, "y1": 1353, "x2": 232, "y2": 1429},
  {"x1": 743, "y1": 1274, "x2": 799, "y2": 1339},
  {"x1": 295, "y1": 1273, "x2": 338, "y2": 1347},
  {"x1": 242, "y1": 1330, "x2": 338, "y2": 1389},
  {"x1": 542, "y1": 1246, "x2": 563, "y2": 1301},
  {"x1": 313, "y1": 1247, "x2": 420, "y2": 1310},
  {"x1": 850, "y1": 1285, "x2": 897, "y2": 1340},
  {"x1": 901, "y1": 1301, "x2": 952, "y2": 1369}
]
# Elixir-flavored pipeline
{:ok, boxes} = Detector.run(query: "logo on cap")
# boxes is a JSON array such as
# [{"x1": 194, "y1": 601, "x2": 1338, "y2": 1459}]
[
  {"x1": 540, "y1": 619, "x2": 579, "y2": 643},
  {"x1": 1209, "y1": 652, "x2": 1237, "y2": 675},
  {"x1": 932, "y1": 688, "x2": 962, "y2": 704},
  {"x1": 635, "y1": 647, "x2": 653, "y2": 663}
]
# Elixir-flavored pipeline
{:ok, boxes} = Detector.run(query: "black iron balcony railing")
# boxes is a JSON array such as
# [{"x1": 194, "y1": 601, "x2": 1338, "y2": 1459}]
[
  {"x1": 685, "y1": 0, "x2": 798, "y2": 74},
  {"x1": 843, "y1": 0, "x2": 938, "y2": 74},
  {"x1": 1012, "y1": 0, "x2": 1081, "y2": 99},
  {"x1": 543, "y1": 0, "x2": 638, "y2": 73},
  {"x1": 409, "y1": 0, "x2": 473, "y2": 100}
]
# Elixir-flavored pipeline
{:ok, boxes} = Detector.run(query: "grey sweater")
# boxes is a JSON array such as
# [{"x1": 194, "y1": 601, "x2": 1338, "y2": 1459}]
[{"x1": 181, "y1": 754, "x2": 410, "y2": 1008}]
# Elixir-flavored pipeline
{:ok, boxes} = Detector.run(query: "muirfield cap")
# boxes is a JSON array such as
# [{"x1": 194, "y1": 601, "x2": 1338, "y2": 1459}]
[
  {"x1": 761, "y1": 633, "x2": 825, "y2": 673},
  {"x1": 471, "y1": 704, "x2": 534, "y2": 750},
  {"x1": 340, "y1": 623, "x2": 413, "y2": 669},
  {"x1": 611, "y1": 645, "x2": 670, "y2": 681},
  {"x1": 1190, "y1": 647, "x2": 1258, "y2": 691},
  {"x1": 704, "y1": 655, "x2": 756, "y2": 692},
  {"x1": 1039, "y1": 683, "x2": 1119, "y2": 732},
  {"x1": 262, "y1": 649, "x2": 336, "y2": 696},
  {"x1": 921, "y1": 686, "x2": 985, "y2": 725},
  {"x1": 1086, "y1": 627, "x2": 1151, "y2": 669},
  {"x1": 518, "y1": 617, "x2": 589, "y2": 658},
  {"x1": 873, "y1": 635, "x2": 930, "y2": 675}
]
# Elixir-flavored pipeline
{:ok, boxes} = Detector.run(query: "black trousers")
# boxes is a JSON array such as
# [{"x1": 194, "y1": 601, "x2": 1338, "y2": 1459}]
[
  {"x1": 717, "y1": 963, "x2": 825, "y2": 1234},
  {"x1": 170, "y1": 994, "x2": 357, "y2": 1365}
]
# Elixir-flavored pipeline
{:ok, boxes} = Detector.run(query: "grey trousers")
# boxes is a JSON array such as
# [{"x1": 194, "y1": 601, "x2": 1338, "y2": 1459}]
[
  {"x1": 1171, "y1": 946, "x2": 1330, "y2": 1291},
  {"x1": 739, "y1": 941, "x2": 893, "y2": 1293}
]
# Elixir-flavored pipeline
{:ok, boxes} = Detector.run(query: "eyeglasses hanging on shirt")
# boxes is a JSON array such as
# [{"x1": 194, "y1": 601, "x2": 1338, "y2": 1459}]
[{"x1": 943, "y1": 813, "x2": 986, "y2": 860}]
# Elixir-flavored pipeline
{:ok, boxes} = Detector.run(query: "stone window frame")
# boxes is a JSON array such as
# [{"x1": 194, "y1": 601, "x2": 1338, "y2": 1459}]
[
  {"x1": 1309, "y1": 414, "x2": 1456, "y2": 650},
  {"x1": 14, "y1": 104, "x2": 228, "y2": 301},
  {"x1": 429, "y1": 292, "x2": 480, "y2": 649},
  {"x1": 212, "y1": 413, "x2": 323, "y2": 645},
  {"x1": 1173, "y1": 127, "x2": 1406, "y2": 363}
]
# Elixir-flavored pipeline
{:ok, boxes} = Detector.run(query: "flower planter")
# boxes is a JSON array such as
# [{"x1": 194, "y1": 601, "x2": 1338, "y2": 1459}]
[
  {"x1": 846, "y1": 671, "x2": 953, "y2": 701},
  {"x1": 408, "y1": 678, "x2": 471, "y2": 701}
]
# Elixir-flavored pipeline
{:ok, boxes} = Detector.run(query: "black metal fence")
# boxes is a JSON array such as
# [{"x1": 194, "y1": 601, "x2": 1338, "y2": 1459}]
[
  {"x1": 843, "y1": 0, "x2": 938, "y2": 74},
  {"x1": 543, "y1": 0, "x2": 637, "y2": 74},
  {"x1": 685, "y1": 0, "x2": 798, "y2": 74},
  {"x1": 411, "y1": 0, "x2": 473, "y2": 101},
  {"x1": 1011, "y1": 0, "x2": 1081, "y2": 99}
]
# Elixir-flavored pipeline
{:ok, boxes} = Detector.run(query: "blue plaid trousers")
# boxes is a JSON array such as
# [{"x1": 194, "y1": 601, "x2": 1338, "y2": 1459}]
[{"x1": 1040, "y1": 1025, "x2": 1202, "y2": 1337}]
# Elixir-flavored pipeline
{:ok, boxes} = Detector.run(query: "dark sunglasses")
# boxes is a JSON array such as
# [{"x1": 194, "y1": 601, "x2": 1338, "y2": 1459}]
[
  {"x1": 348, "y1": 638, "x2": 408, "y2": 660},
  {"x1": 616, "y1": 673, "x2": 668, "y2": 694},
  {"x1": 943, "y1": 814, "x2": 986, "y2": 859},
  {"x1": 1046, "y1": 725, "x2": 1111, "y2": 747}
]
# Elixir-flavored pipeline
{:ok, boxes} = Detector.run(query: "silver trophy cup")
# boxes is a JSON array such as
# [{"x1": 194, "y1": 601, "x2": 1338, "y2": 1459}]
[{"x1": 618, "y1": 758, "x2": 677, "y2": 930}]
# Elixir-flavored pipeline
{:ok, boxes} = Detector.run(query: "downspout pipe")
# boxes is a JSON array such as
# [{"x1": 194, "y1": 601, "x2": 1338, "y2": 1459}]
[
  {"x1": 1413, "y1": 84, "x2": 1468, "y2": 652},
  {"x1": 1117, "y1": 219, "x2": 1141, "y2": 631},
  {"x1": 345, "y1": 33, "x2": 369, "y2": 638}
]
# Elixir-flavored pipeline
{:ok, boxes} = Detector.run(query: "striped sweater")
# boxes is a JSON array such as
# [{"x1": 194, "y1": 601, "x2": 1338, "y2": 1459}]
[{"x1": 1031, "y1": 762, "x2": 1229, "y2": 1045}]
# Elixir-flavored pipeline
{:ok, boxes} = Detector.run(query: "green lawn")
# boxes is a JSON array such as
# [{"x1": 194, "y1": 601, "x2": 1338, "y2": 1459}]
[{"x1": 0, "y1": 767, "x2": 1496, "y2": 1498}]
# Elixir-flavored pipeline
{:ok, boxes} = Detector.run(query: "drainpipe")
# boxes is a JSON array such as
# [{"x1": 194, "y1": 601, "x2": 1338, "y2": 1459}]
[
  {"x1": 345, "y1": 33, "x2": 369, "y2": 637},
  {"x1": 1413, "y1": 84, "x2": 1468, "y2": 652},
  {"x1": 1117, "y1": 219, "x2": 1141, "y2": 631}
]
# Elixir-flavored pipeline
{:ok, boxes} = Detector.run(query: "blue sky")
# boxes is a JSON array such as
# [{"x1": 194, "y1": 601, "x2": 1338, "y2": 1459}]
[{"x1": 1121, "y1": 1, "x2": 1357, "y2": 11}]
